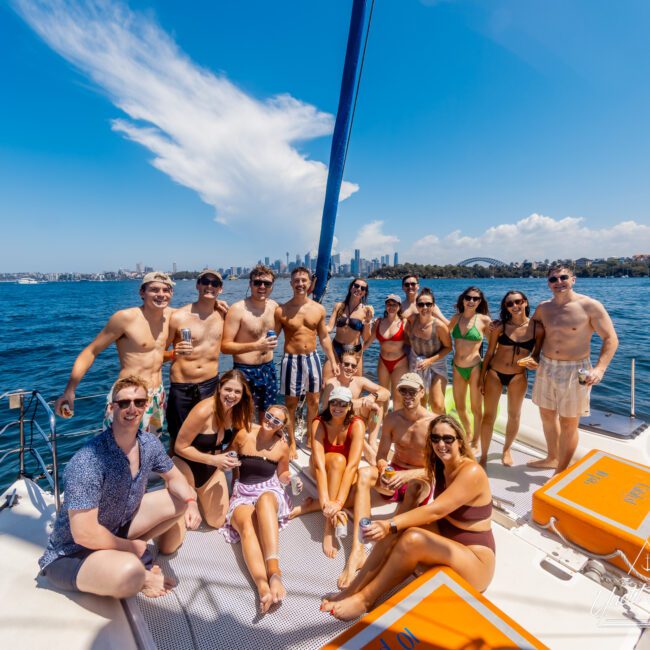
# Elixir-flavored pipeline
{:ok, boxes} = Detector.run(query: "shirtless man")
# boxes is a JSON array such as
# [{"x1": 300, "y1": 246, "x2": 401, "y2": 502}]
[
  {"x1": 275, "y1": 266, "x2": 339, "y2": 458},
  {"x1": 401, "y1": 274, "x2": 448, "y2": 323},
  {"x1": 166, "y1": 270, "x2": 225, "y2": 453},
  {"x1": 222, "y1": 265, "x2": 279, "y2": 420},
  {"x1": 322, "y1": 352, "x2": 390, "y2": 464},
  {"x1": 54, "y1": 272, "x2": 175, "y2": 435},
  {"x1": 526, "y1": 265, "x2": 618, "y2": 474},
  {"x1": 337, "y1": 372, "x2": 434, "y2": 589}
]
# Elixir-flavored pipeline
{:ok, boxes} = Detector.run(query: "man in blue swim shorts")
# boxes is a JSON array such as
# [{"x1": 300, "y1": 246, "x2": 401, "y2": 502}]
[
  {"x1": 222, "y1": 265, "x2": 280, "y2": 420},
  {"x1": 276, "y1": 266, "x2": 339, "y2": 459}
]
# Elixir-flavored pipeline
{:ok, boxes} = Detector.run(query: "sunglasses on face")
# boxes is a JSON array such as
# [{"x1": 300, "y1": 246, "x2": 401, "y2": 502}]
[
  {"x1": 264, "y1": 411, "x2": 284, "y2": 428},
  {"x1": 252, "y1": 279, "x2": 274, "y2": 288},
  {"x1": 397, "y1": 387, "x2": 419, "y2": 397},
  {"x1": 403, "y1": 282, "x2": 418, "y2": 288},
  {"x1": 199, "y1": 278, "x2": 221, "y2": 288},
  {"x1": 416, "y1": 301, "x2": 433, "y2": 308},
  {"x1": 352, "y1": 283, "x2": 367, "y2": 292},
  {"x1": 464, "y1": 295, "x2": 481, "y2": 302},
  {"x1": 329, "y1": 399, "x2": 350, "y2": 408},
  {"x1": 505, "y1": 298, "x2": 525, "y2": 308},
  {"x1": 430, "y1": 434, "x2": 459, "y2": 445},
  {"x1": 113, "y1": 398, "x2": 148, "y2": 409},
  {"x1": 548, "y1": 274, "x2": 571, "y2": 283},
  {"x1": 342, "y1": 361, "x2": 358, "y2": 369}
]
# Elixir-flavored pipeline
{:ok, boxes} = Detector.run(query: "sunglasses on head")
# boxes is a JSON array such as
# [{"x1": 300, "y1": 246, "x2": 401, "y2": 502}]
[
  {"x1": 505, "y1": 298, "x2": 525, "y2": 308},
  {"x1": 113, "y1": 398, "x2": 148, "y2": 409},
  {"x1": 464, "y1": 295, "x2": 481, "y2": 302},
  {"x1": 342, "y1": 361, "x2": 358, "y2": 369},
  {"x1": 329, "y1": 399, "x2": 350, "y2": 408},
  {"x1": 548, "y1": 274, "x2": 571, "y2": 283},
  {"x1": 403, "y1": 282, "x2": 418, "y2": 288},
  {"x1": 264, "y1": 411, "x2": 284, "y2": 428},
  {"x1": 252, "y1": 279, "x2": 274, "y2": 288},
  {"x1": 430, "y1": 434, "x2": 459, "y2": 444},
  {"x1": 199, "y1": 277, "x2": 221, "y2": 288},
  {"x1": 416, "y1": 301, "x2": 433, "y2": 308},
  {"x1": 352, "y1": 282, "x2": 367, "y2": 292}
]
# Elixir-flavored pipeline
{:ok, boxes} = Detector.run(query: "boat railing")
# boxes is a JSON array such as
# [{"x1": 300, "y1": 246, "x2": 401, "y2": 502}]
[{"x1": 0, "y1": 389, "x2": 60, "y2": 511}]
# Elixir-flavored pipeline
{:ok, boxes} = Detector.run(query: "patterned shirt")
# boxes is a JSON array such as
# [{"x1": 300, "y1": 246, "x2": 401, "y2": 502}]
[{"x1": 39, "y1": 427, "x2": 173, "y2": 569}]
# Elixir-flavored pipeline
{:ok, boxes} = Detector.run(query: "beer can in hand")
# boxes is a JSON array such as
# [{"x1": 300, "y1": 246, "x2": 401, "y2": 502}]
[
  {"x1": 578, "y1": 368, "x2": 590, "y2": 385},
  {"x1": 266, "y1": 330, "x2": 277, "y2": 338},
  {"x1": 359, "y1": 517, "x2": 372, "y2": 543},
  {"x1": 382, "y1": 466, "x2": 396, "y2": 483},
  {"x1": 290, "y1": 474, "x2": 302, "y2": 496},
  {"x1": 180, "y1": 328, "x2": 192, "y2": 342},
  {"x1": 226, "y1": 451, "x2": 238, "y2": 459}
]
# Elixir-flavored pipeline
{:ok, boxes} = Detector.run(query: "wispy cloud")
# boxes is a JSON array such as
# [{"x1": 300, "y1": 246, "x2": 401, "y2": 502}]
[
  {"x1": 12, "y1": 0, "x2": 358, "y2": 244},
  {"x1": 409, "y1": 214, "x2": 650, "y2": 264},
  {"x1": 351, "y1": 220, "x2": 400, "y2": 259}
]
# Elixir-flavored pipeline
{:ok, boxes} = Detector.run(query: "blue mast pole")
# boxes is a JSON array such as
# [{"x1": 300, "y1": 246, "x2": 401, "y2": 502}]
[{"x1": 313, "y1": 0, "x2": 368, "y2": 303}]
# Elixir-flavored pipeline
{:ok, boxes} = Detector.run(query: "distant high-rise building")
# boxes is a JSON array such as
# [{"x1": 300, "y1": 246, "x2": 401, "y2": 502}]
[
  {"x1": 354, "y1": 249, "x2": 361, "y2": 276},
  {"x1": 136, "y1": 262, "x2": 142, "y2": 274},
  {"x1": 172, "y1": 262, "x2": 177, "y2": 274},
  {"x1": 305, "y1": 251, "x2": 311, "y2": 271},
  {"x1": 296, "y1": 254, "x2": 301, "y2": 266},
  {"x1": 394, "y1": 252, "x2": 399, "y2": 266},
  {"x1": 265, "y1": 257, "x2": 270, "y2": 266},
  {"x1": 144, "y1": 266, "x2": 153, "y2": 273}
]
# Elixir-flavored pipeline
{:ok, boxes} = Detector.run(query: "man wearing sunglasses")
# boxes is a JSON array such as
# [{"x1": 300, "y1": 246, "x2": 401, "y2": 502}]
[
  {"x1": 165, "y1": 269, "x2": 228, "y2": 453},
  {"x1": 222, "y1": 265, "x2": 280, "y2": 421},
  {"x1": 276, "y1": 266, "x2": 339, "y2": 459},
  {"x1": 54, "y1": 271, "x2": 175, "y2": 436},
  {"x1": 40, "y1": 376, "x2": 200, "y2": 600},
  {"x1": 529, "y1": 265, "x2": 618, "y2": 474},
  {"x1": 401, "y1": 274, "x2": 448, "y2": 324}
]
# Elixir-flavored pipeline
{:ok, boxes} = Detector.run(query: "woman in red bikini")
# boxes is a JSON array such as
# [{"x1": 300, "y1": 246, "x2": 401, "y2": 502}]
[
  {"x1": 366, "y1": 294, "x2": 409, "y2": 409},
  {"x1": 311, "y1": 386, "x2": 365, "y2": 559},
  {"x1": 323, "y1": 414, "x2": 495, "y2": 621}
]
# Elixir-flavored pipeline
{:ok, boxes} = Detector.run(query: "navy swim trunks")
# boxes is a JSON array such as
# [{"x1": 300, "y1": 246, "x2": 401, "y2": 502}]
[{"x1": 234, "y1": 360, "x2": 278, "y2": 411}]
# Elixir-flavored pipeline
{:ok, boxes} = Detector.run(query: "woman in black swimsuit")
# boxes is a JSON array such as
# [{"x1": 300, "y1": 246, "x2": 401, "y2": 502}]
[
  {"x1": 479, "y1": 291, "x2": 544, "y2": 466},
  {"x1": 160, "y1": 369, "x2": 253, "y2": 551},
  {"x1": 324, "y1": 415, "x2": 495, "y2": 621}
]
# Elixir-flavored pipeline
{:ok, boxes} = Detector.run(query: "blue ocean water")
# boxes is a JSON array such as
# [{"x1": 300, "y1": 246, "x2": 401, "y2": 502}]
[{"x1": 1, "y1": 277, "x2": 647, "y2": 491}]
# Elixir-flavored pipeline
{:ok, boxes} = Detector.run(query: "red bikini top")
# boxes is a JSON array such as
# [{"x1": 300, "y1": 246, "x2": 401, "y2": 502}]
[
  {"x1": 317, "y1": 416, "x2": 363, "y2": 459},
  {"x1": 376, "y1": 319, "x2": 405, "y2": 343}
]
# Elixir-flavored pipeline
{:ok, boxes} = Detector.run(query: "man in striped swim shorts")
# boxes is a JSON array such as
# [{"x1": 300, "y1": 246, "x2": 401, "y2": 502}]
[{"x1": 276, "y1": 266, "x2": 339, "y2": 459}]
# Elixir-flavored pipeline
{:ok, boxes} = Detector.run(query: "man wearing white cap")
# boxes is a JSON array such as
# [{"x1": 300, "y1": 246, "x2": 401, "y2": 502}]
[
  {"x1": 337, "y1": 372, "x2": 434, "y2": 589},
  {"x1": 54, "y1": 271, "x2": 175, "y2": 435}
]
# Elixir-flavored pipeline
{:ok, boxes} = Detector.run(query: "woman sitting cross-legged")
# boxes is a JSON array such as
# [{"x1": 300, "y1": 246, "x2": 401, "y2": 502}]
[
  {"x1": 219, "y1": 404, "x2": 300, "y2": 614},
  {"x1": 323, "y1": 414, "x2": 495, "y2": 621}
]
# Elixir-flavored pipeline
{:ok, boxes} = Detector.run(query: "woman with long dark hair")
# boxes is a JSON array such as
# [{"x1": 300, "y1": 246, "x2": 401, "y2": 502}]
[
  {"x1": 323, "y1": 415, "x2": 495, "y2": 620},
  {"x1": 159, "y1": 369, "x2": 253, "y2": 549},
  {"x1": 479, "y1": 291, "x2": 543, "y2": 466},
  {"x1": 448, "y1": 287, "x2": 491, "y2": 449},
  {"x1": 324, "y1": 278, "x2": 374, "y2": 380}
]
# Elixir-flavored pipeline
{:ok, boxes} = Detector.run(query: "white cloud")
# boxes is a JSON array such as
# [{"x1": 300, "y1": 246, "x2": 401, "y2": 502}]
[
  {"x1": 408, "y1": 213, "x2": 650, "y2": 264},
  {"x1": 352, "y1": 221, "x2": 400, "y2": 259},
  {"x1": 12, "y1": 0, "x2": 358, "y2": 245}
]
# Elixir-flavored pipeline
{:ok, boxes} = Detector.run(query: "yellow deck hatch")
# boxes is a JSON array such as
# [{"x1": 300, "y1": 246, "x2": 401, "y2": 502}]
[
  {"x1": 322, "y1": 567, "x2": 546, "y2": 649},
  {"x1": 532, "y1": 449, "x2": 650, "y2": 580}
]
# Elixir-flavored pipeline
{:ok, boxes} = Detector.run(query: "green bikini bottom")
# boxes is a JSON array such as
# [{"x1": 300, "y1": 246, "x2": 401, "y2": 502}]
[{"x1": 454, "y1": 361, "x2": 482, "y2": 382}]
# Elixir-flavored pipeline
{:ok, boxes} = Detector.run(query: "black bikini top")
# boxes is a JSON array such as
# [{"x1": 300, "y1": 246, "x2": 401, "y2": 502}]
[
  {"x1": 238, "y1": 454, "x2": 278, "y2": 485},
  {"x1": 192, "y1": 428, "x2": 235, "y2": 456},
  {"x1": 497, "y1": 321, "x2": 535, "y2": 363},
  {"x1": 336, "y1": 315, "x2": 364, "y2": 332}
]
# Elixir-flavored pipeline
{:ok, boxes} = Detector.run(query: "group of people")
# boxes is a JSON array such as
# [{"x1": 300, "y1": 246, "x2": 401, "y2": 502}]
[{"x1": 38, "y1": 262, "x2": 617, "y2": 620}]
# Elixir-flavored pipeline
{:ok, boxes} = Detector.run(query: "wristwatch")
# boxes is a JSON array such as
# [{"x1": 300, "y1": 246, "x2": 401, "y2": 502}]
[{"x1": 389, "y1": 520, "x2": 398, "y2": 534}]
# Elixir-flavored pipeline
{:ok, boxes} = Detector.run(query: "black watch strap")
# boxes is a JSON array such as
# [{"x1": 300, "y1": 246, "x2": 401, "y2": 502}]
[{"x1": 389, "y1": 520, "x2": 398, "y2": 534}]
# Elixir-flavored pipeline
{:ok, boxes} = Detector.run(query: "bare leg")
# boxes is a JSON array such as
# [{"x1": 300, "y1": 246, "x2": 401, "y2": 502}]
[
  {"x1": 502, "y1": 373, "x2": 528, "y2": 466},
  {"x1": 429, "y1": 375, "x2": 447, "y2": 415},
  {"x1": 330, "y1": 527, "x2": 495, "y2": 621},
  {"x1": 376, "y1": 359, "x2": 392, "y2": 416},
  {"x1": 452, "y1": 368, "x2": 473, "y2": 445},
  {"x1": 479, "y1": 370, "x2": 502, "y2": 467},
  {"x1": 323, "y1": 453, "x2": 347, "y2": 558},
  {"x1": 469, "y1": 365, "x2": 483, "y2": 449},
  {"x1": 231, "y1": 505, "x2": 273, "y2": 613},
  {"x1": 322, "y1": 358, "x2": 334, "y2": 384},
  {"x1": 306, "y1": 392, "x2": 320, "y2": 449},
  {"x1": 75, "y1": 550, "x2": 147, "y2": 598},
  {"x1": 255, "y1": 492, "x2": 286, "y2": 605},
  {"x1": 284, "y1": 395, "x2": 299, "y2": 459},
  {"x1": 528, "y1": 407, "x2": 560, "y2": 468},
  {"x1": 555, "y1": 415, "x2": 580, "y2": 474}
]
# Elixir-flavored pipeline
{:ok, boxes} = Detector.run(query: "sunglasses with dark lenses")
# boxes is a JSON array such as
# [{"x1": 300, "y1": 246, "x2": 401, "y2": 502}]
[
  {"x1": 464, "y1": 295, "x2": 481, "y2": 302},
  {"x1": 430, "y1": 434, "x2": 459, "y2": 444},
  {"x1": 385, "y1": 301, "x2": 399, "y2": 307},
  {"x1": 548, "y1": 274, "x2": 571, "y2": 283},
  {"x1": 264, "y1": 411, "x2": 284, "y2": 428},
  {"x1": 329, "y1": 399, "x2": 350, "y2": 408},
  {"x1": 342, "y1": 361, "x2": 358, "y2": 369},
  {"x1": 252, "y1": 279, "x2": 274, "y2": 288},
  {"x1": 403, "y1": 282, "x2": 418, "y2": 288},
  {"x1": 416, "y1": 301, "x2": 433, "y2": 308},
  {"x1": 199, "y1": 277, "x2": 222, "y2": 288},
  {"x1": 505, "y1": 298, "x2": 525, "y2": 308},
  {"x1": 397, "y1": 387, "x2": 419, "y2": 396},
  {"x1": 352, "y1": 283, "x2": 367, "y2": 292},
  {"x1": 113, "y1": 398, "x2": 148, "y2": 409}
]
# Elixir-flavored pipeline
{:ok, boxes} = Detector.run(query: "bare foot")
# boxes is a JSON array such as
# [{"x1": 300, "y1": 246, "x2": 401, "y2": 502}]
[
  {"x1": 337, "y1": 547, "x2": 367, "y2": 589},
  {"x1": 502, "y1": 449, "x2": 513, "y2": 466},
  {"x1": 479, "y1": 455, "x2": 487, "y2": 468},
  {"x1": 289, "y1": 496, "x2": 317, "y2": 520},
  {"x1": 330, "y1": 593, "x2": 370, "y2": 621},
  {"x1": 258, "y1": 581, "x2": 273, "y2": 614},
  {"x1": 141, "y1": 565, "x2": 175, "y2": 598},
  {"x1": 527, "y1": 457, "x2": 558, "y2": 469},
  {"x1": 323, "y1": 525, "x2": 338, "y2": 559},
  {"x1": 289, "y1": 445, "x2": 298, "y2": 460},
  {"x1": 269, "y1": 573, "x2": 286, "y2": 604}
]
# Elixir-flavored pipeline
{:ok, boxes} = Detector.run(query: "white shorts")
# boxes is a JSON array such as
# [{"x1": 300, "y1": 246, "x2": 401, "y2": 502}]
[{"x1": 532, "y1": 355, "x2": 591, "y2": 418}]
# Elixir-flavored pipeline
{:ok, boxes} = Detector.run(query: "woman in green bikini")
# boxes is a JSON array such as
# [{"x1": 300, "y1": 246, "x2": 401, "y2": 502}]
[{"x1": 448, "y1": 287, "x2": 491, "y2": 450}]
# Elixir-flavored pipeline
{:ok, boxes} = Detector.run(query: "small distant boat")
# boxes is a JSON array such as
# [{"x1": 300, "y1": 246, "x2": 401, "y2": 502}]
[
  {"x1": 17, "y1": 278, "x2": 42, "y2": 285},
  {"x1": 227, "y1": 274, "x2": 238, "y2": 280}
]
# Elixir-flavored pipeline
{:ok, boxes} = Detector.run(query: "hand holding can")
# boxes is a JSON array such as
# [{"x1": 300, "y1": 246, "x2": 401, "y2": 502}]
[{"x1": 290, "y1": 474, "x2": 303, "y2": 496}]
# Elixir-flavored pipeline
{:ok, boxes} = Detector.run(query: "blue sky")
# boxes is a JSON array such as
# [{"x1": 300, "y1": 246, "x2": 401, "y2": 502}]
[{"x1": 2, "y1": 0, "x2": 650, "y2": 272}]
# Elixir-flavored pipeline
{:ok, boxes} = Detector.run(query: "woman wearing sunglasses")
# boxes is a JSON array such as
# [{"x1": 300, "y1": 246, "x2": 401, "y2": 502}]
[
  {"x1": 405, "y1": 288, "x2": 452, "y2": 414},
  {"x1": 479, "y1": 291, "x2": 544, "y2": 466},
  {"x1": 159, "y1": 369, "x2": 253, "y2": 548},
  {"x1": 324, "y1": 278, "x2": 374, "y2": 381},
  {"x1": 219, "y1": 404, "x2": 299, "y2": 614},
  {"x1": 310, "y1": 386, "x2": 365, "y2": 559},
  {"x1": 448, "y1": 287, "x2": 491, "y2": 449},
  {"x1": 324, "y1": 415, "x2": 494, "y2": 621}
]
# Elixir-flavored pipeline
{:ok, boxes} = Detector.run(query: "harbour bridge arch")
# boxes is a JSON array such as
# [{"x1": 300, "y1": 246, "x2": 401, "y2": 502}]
[{"x1": 457, "y1": 257, "x2": 507, "y2": 267}]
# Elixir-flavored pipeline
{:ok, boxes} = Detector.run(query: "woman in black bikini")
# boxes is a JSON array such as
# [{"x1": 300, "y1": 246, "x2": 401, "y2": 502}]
[
  {"x1": 479, "y1": 291, "x2": 544, "y2": 466},
  {"x1": 324, "y1": 278, "x2": 374, "y2": 380},
  {"x1": 220, "y1": 404, "x2": 300, "y2": 614},
  {"x1": 160, "y1": 369, "x2": 253, "y2": 550},
  {"x1": 324, "y1": 415, "x2": 495, "y2": 621}
]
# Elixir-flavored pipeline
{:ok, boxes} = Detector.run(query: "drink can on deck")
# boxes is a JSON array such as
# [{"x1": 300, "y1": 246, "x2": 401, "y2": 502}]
[
  {"x1": 359, "y1": 517, "x2": 372, "y2": 543},
  {"x1": 180, "y1": 328, "x2": 192, "y2": 342}
]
